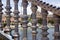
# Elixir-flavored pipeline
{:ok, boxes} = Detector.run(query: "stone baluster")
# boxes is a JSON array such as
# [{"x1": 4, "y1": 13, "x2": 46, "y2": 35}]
[
  {"x1": 13, "y1": 0, "x2": 19, "y2": 40},
  {"x1": 53, "y1": 14, "x2": 60, "y2": 40},
  {"x1": 31, "y1": 3, "x2": 38, "y2": 40},
  {"x1": 0, "y1": 0, "x2": 3, "y2": 31},
  {"x1": 22, "y1": 0, "x2": 28, "y2": 40},
  {"x1": 41, "y1": 8, "x2": 49, "y2": 40},
  {"x1": 4, "y1": 0, "x2": 11, "y2": 34}
]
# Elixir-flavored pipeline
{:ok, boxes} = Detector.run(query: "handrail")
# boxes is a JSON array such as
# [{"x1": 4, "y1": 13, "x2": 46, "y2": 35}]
[
  {"x1": 27, "y1": 0, "x2": 60, "y2": 16},
  {"x1": 0, "y1": 31, "x2": 13, "y2": 40}
]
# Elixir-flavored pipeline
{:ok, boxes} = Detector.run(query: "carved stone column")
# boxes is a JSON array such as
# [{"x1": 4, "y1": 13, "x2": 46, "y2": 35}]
[
  {"x1": 22, "y1": 0, "x2": 28, "y2": 40},
  {"x1": 0, "y1": 0, "x2": 3, "y2": 31},
  {"x1": 31, "y1": 3, "x2": 38, "y2": 40},
  {"x1": 53, "y1": 14, "x2": 60, "y2": 40},
  {"x1": 4, "y1": 0, "x2": 11, "y2": 34},
  {"x1": 13, "y1": 0, "x2": 19, "y2": 40},
  {"x1": 41, "y1": 8, "x2": 49, "y2": 40}
]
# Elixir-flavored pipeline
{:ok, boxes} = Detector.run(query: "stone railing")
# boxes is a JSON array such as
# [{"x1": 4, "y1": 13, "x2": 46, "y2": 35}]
[{"x1": 0, "y1": 0, "x2": 60, "y2": 40}]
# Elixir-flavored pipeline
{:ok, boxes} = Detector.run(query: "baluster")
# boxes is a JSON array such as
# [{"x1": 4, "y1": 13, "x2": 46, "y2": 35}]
[
  {"x1": 31, "y1": 3, "x2": 38, "y2": 40},
  {"x1": 4, "y1": 0, "x2": 11, "y2": 34},
  {"x1": 41, "y1": 8, "x2": 49, "y2": 40},
  {"x1": 22, "y1": 0, "x2": 28, "y2": 40},
  {"x1": 13, "y1": 0, "x2": 19, "y2": 40},
  {"x1": 54, "y1": 14, "x2": 60, "y2": 40},
  {"x1": 0, "y1": 0, "x2": 3, "y2": 31}
]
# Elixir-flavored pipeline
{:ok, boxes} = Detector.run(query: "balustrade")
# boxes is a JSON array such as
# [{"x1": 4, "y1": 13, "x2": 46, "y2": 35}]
[
  {"x1": 22, "y1": 0, "x2": 28, "y2": 40},
  {"x1": 0, "y1": 0, "x2": 3, "y2": 31},
  {"x1": 41, "y1": 8, "x2": 49, "y2": 40},
  {"x1": 54, "y1": 14, "x2": 60, "y2": 40},
  {"x1": 0, "y1": 0, "x2": 60, "y2": 40},
  {"x1": 31, "y1": 3, "x2": 38, "y2": 40},
  {"x1": 4, "y1": 0, "x2": 12, "y2": 34},
  {"x1": 13, "y1": 0, "x2": 20, "y2": 40}
]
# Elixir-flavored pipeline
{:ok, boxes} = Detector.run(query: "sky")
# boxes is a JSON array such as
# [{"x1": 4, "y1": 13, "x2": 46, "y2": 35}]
[{"x1": 2, "y1": 0, "x2": 60, "y2": 15}]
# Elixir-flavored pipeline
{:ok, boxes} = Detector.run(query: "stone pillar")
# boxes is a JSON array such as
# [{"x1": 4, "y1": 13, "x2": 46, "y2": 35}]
[
  {"x1": 54, "y1": 14, "x2": 60, "y2": 40},
  {"x1": 41, "y1": 8, "x2": 49, "y2": 40},
  {"x1": 4, "y1": 0, "x2": 11, "y2": 34},
  {"x1": 13, "y1": 0, "x2": 19, "y2": 40},
  {"x1": 31, "y1": 3, "x2": 38, "y2": 40},
  {"x1": 22, "y1": 0, "x2": 28, "y2": 40},
  {"x1": 0, "y1": 0, "x2": 3, "y2": 31}
]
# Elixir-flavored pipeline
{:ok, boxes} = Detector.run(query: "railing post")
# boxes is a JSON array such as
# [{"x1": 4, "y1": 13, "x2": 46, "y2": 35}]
[
  {"x1": 41, "y1": 8, "x2": 49, "y2": 40},
  {"x1": 22, "y1": 0, "x2": 28, "y2": 40},
  {"x1": 31, "y1": 3, "x2": 38, "y2": 40},
  {"x1": 0, "y1": 0, "x2": 3, "y2": 31},
  {"x1": 4, "y1": 0, "x2": 11, "y2": 34},
  {"x1": 13, "y1": 0, "x2": 19, "y2": 40},
  {"x1": 53, "y1": 14, "x2": 60, "y2": 40}
]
